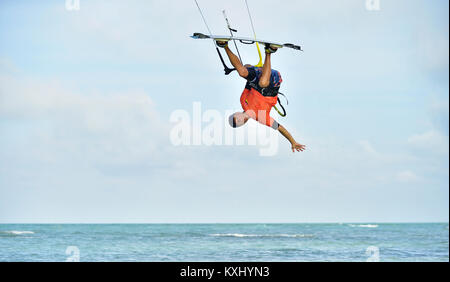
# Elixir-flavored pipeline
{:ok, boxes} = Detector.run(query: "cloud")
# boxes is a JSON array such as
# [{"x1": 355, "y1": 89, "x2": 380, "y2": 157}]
[
  {"x1": 0, "y1": 57, "x2": 19, "y2": 74},
  {"x1": 396, "y1": 170, "x2": 419, "y2": 183},
  {"x1": 430, "y1": 97, "x2": 449, "y2": 135},
  {"x1": 358, "y1": 140, "x2": 378, "y2": 156},
  {"x1": 0, "y1": 73, "x2": 167, "y2": 168},
  {"x1": 408, "y1": 130, "x2": 449, "y2": 154},
  {"x1": 415, "y1": 27, "x2": 449, "y2": 73}
]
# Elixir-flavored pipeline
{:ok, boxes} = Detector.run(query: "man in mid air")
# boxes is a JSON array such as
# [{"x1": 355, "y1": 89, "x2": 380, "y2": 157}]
[{"x1": 216, "y1": 40, "x2": 306, "y2": 153}]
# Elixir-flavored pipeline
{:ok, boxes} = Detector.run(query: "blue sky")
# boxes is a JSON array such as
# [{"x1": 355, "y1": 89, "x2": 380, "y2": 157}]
[{"x1": 0, "y1": 0, "x2": 448, "y2": 223}]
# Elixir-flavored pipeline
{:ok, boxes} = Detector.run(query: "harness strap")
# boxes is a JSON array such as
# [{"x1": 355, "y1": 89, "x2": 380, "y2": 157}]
[
  {"x1": 273, "y1": 98, "x2": 286, "y2": 117},
  {"x1": 274, "y1": 92, "x2": 288, "y2": 117},
  {"x1": 215, "y1": 47, "x2": 236, "y2": 75},
  {"x1": 278, "y1": 91, "x2": 289, "y2": 105}
]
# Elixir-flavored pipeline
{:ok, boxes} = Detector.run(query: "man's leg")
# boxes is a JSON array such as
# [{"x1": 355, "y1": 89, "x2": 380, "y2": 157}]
[
  {"x1": 217, "y1": 41, "x2": 249, "y2": 78},
  {"x1": 259, "y1": 45, "x2": 277, "y2": 88}
]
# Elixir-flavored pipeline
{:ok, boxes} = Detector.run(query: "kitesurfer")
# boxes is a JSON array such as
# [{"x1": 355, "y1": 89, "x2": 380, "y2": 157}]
[{"x1": 217, "y1": 40, "x2": 306, "y2": 153}]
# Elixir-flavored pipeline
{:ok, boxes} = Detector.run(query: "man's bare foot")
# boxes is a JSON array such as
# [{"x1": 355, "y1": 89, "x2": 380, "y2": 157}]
[
  {"x1": 265, "y1": 44, "x2": 278, "y2": 54},
  {"x1": 216, "y1": 40, "x2": 228, "y2": 48}
]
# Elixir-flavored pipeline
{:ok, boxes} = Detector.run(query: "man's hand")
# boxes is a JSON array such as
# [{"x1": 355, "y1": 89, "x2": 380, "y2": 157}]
[
  {"x1": 277, "y1": 125, "x2": 306, "y2": 153},
  {"x1": 291, "y1": 142, "x2": 306, "y2": 153}
]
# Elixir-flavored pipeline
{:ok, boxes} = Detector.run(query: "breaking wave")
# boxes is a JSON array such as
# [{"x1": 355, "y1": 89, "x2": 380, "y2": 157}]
[
  {"x1": 210, "y1": 233, "x2": 314, "y2": 238},
  {"x1": 0, "y1": 230, "x2": 35, "y2": 236},
  {"x1": 349, "y1": 224, "x2": 379, "y2": 228}
]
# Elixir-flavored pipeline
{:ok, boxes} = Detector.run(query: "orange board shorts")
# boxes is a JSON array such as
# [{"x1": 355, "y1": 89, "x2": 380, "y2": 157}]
[{"x1": 240, "y1": 88, "x2": 278, "y2": 128}]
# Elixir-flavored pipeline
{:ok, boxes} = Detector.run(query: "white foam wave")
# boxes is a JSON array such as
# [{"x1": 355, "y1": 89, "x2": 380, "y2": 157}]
[
  {"x1": 1, "y1": 230, "x2": 35, "y2": 235},
  {"x1": 349, "y1": 224, "x2": 378, "y2": 228},
  {"x1": 210, "y1": 233, "x2": 314, "y2": 238}
]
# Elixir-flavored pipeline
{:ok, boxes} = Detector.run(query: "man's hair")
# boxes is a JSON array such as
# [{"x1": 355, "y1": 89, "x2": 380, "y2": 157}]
[{"x1": 228, "y1": 114, "x2": 237, "y2": 128}]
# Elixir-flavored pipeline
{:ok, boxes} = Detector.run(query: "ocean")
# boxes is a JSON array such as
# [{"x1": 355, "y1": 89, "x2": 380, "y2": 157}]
[{"x1": 0, "y1": 223, "x2": 448, "y2": 262}]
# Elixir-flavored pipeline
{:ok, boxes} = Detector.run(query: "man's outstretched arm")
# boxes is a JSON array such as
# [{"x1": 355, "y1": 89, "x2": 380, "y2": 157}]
[{"x1": 277, "y1": 124, "x2": 306, "y2": 152}]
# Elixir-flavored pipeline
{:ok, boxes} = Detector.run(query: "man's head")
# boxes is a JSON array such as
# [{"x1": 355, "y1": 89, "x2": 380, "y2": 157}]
[{"x1": 228, "y1": 112, "x2": 250, "y2": 128}]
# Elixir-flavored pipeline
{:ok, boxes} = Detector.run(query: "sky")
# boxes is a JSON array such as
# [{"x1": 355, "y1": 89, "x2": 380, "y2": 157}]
[{"x1": 0, "y1": 0, "x2": 448, "y2": 223}]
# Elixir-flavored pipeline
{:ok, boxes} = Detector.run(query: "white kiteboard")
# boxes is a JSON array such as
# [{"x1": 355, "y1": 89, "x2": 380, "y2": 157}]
[{"x1": 191, "y1": 32, "x2": 303, "y2": 51}]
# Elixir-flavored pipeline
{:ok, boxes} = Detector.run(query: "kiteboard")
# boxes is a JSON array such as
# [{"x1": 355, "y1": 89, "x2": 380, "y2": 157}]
[{"x1": 191, "y1": 32, "x2": 303, "y2": 51}]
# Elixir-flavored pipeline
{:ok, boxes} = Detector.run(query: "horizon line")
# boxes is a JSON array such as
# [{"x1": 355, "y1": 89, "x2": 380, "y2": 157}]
[{"x1": 0, "y1": 222, "x2": 448, "y2": 225}]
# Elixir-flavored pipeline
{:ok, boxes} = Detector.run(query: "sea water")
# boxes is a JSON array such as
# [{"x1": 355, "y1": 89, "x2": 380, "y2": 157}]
[{"x1": 0, "y1": 223, "x2": 448, "y2": 262}]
